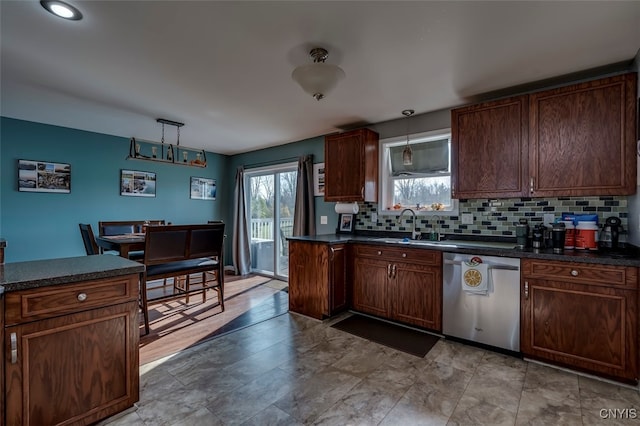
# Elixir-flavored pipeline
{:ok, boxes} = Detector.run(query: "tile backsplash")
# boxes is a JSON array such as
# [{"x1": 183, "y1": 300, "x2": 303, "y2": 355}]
[{"x1": 354, "y1": 196, "x2": 628, "y2": 237}]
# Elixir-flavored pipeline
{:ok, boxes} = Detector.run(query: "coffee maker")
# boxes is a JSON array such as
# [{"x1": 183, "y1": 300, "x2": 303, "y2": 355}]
[{"x1": 599, "y1": 216, "x2": 622, "y2": 250}]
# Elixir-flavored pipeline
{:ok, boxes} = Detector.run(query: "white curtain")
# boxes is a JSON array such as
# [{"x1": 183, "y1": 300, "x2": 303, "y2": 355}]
[
  {"x1": 232, "y1": 166, "x2": 251, "y2": 275},
  {"x1": 293, "y1": 155, "x2": 316, "y2": 236}
]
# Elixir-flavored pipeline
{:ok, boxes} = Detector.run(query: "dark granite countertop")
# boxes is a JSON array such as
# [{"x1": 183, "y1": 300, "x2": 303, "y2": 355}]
[
  {"x1": 289, "y1": 233, "x2": 640, "y2": 267},
  {"x1": 0, "y1": 255, "x2": 145, "y2": 293}
]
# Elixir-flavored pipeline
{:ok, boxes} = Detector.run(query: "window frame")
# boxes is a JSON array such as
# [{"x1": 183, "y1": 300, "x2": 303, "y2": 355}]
[{"x1": 379, "y1": 128, "x2": 458, "y2": 217}]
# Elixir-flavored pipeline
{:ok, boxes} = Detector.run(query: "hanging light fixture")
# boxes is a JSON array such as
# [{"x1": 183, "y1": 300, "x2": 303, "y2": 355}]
[
  {"x1": 128, "y1": 118, "x2": 207, "y2": 167},
  {"x1": 292, "y1": 47, "x2": 345, "y2": 101},
  {"x1": 402, "y1": 109, "x2": 415, "y2": 166}
]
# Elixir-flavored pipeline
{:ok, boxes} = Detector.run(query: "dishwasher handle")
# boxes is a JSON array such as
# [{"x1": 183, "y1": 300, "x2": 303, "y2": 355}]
[{"x1": 443, "y1": 259, "x2": 519, "y2": 271}]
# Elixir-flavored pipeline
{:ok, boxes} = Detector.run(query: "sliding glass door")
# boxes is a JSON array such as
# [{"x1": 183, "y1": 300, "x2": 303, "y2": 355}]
[{"x1": 246, "y1": 163, "x2": 297, "y2": 279}]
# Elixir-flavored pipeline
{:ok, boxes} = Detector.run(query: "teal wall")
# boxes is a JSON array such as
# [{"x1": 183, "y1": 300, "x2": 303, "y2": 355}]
[
  {"x1": 226, "y1": 135, "x2": 337, "y2": 236},
  {"x1": 0, "y1": 117, "x2": 229, "y2": 262}
]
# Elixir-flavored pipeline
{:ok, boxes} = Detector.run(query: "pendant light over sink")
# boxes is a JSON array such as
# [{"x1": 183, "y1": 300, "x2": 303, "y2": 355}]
[
  {"x1": 292, "y1": 47, "x2": 345, "y2": 101},
  {"x1": 402, "y1": 109, "x2": 415, "y2": 166}
]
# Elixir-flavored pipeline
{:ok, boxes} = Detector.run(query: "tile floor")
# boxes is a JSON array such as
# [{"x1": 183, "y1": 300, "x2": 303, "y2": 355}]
[{"x1": 103, "y1": 312, "x2": 640, "y2": 426}]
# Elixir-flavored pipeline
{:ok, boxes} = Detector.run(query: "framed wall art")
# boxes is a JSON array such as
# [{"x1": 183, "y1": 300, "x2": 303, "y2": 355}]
[
  {"x1": 120, "y1": 169, "x2": 156, "y2": 197},
  {"x1": 190, "y1": 176, "x2": 216, "y2": 200},
  {"x1": 18, "y1": 159, "x2": 70, "y2": 193},
  {"x1": 313, "y1": 162, "x2": 325, "y2": 197}
]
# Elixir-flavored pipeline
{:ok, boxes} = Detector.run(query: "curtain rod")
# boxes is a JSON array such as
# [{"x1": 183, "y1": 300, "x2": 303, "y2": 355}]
[{"x1": 244, "y1": 156, "x2": 299, "y2": 169}]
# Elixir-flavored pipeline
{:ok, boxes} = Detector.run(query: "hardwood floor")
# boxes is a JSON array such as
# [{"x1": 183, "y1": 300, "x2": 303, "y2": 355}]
[{"x1": 139, "y1": 274, "x2": 289, "y2": 365}]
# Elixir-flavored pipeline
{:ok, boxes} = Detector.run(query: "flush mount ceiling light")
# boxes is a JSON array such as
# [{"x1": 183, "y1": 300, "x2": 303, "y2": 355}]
[
  {"x1": 292, "y1": 47, "x2": 345, "y2": 101},
  {"x1": 402, "y1": 109, "x2": 415, "y2": 166},
  {"x1": 40, "y1": 0, "x2": 83, "y2": 20}
]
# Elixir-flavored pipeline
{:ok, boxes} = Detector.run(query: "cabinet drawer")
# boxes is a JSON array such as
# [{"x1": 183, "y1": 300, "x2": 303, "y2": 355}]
[
  {"x1": 522, "y1": 259, "x2": 637, "y2": 289},
  {"x1": 4, "y1": 275, "x2": 139, "y2": 325},
  {"x1": 354, "y1": 244, "x2": 441, "y2": 266}
]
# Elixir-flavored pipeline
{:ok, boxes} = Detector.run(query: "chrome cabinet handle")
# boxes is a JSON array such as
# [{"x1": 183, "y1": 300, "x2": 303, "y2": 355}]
[
  {"x1": 530, "y1": 177, "x2": 534, "y2": 194},
  {"x1": 77, "y1": 293, "x2": 88, "y2": 302},
  {"x1": 570, "y1": 270, "x2": 579, "y2": 277},
  {"x1": 524, "y1": 281, "x2": 529, "y2": 299},
  {"x1": 392, "y1": 264, "x2": 397, "y2": 279},
  {"x1": 330, "y1": 247, "x2": 335, "y2": 261},
  {"x1": 402, "y1": 253, "x2": 407, "y2": 258},
  {"x1": 10, "y1": 332, "x2": 17, "y2": 364},
  {"x1": 361, "y1": 186, "x2": 364, "y2": 199},
  {"x1": 387, "y1": 264, "x2": 392, "y2": 278},
  {"x1": 377, "y1": 251, "x2": 382, "y2": 256}
]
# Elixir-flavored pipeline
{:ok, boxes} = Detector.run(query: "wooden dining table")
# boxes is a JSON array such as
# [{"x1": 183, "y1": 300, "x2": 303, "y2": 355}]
[{"x1": 95, "y1": 233, "x2": 145, "y2": 258}]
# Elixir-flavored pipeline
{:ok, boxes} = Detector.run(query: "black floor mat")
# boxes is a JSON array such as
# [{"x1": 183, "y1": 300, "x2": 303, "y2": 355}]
[{"x1": 331, "y1": 314, "x2": 440, "y2": 357}]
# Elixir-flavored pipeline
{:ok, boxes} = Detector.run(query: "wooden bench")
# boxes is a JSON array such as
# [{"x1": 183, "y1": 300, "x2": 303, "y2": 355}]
[{"x1": 140, "y1": 223, "x2": 225, "y2": 335}]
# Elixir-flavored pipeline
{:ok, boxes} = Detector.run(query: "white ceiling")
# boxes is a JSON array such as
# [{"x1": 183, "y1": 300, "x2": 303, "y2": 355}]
[{"x1": 1, "y1": 1, "x2": 639, "y2": 155}]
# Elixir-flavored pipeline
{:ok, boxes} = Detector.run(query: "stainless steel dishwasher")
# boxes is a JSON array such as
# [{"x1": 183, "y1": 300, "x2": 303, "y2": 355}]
[{"x1": 442, "y1": 252, "x2": 521, "y2": 352}]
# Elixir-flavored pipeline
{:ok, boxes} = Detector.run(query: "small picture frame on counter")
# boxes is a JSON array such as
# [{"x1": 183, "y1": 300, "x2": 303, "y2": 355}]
[{"x1": 337, "y1": 213, "x2": 355, "y2": 234}]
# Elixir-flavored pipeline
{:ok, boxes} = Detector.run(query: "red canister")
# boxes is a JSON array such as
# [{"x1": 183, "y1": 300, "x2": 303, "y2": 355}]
[
  {"x1": 575, "y1": 221, "x2": 598, "y2": 250},
  {"x1": 562, "y1": 220, "x2": 575, "y2": 249}
]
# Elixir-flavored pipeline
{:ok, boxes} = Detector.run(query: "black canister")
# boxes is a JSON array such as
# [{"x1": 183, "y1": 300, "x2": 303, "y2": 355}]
[
  {"x1": 516, "y1": 218, "x2": 529, "y2": 248},
  {"x1": 552, "y1": 222, "x2": 566, "y2": 253},
  {"x1": 532, "y1": 225, "x2": 544, "y2": 249}
]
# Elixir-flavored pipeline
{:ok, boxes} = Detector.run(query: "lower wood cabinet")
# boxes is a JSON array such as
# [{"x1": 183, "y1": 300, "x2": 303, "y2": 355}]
[
  {"x1": 352, "y1": 244, "x2": 442, "y2": 331},
  {"x1": 288, "y1": 240, "x2": 347, "y2": 319},
  {"x1": 4, "y1": 275, "x2": 140, "y2": 426},
  {"x1": 521, "y1": 259, "x2": 638, "y2": 384}
]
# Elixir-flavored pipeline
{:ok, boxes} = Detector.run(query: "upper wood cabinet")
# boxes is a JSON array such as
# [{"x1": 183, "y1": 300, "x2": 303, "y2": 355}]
[
  {"x1": 530, "y1": 73, "x2": 637, "y2": 197},
  {"x1": 451, "y1": 72, "x2": 637, "y2": 198},
  {"x1": 324, "y1": 128, "x2": 379, "y2": 202},
  {"x1": 451, "y1": 95, "x2": 529, "y2": 199}
]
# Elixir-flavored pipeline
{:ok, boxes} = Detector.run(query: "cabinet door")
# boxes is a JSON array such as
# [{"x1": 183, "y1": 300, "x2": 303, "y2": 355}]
[
  {"x1": 324, "y1": 128, "x2": 379, "y2": 202},
  {"x1": 521, "y1": 279, "x2": 637, "y2": 383},
  {"x1": 329, "y1": 244, "x2": 348, "y2": 314},
  {"x1": 5, "y1": 301, "x2": 139, "y2": 426},
  {"x1": 451, "y1": 95, "x2": 529, "y2": 199},
  {"x1": 391, "y1": 262, "x2": 442, "y2": 331},
  {"x1": 529, "y1": 73, "x2": 637, "y2": 197},
  {"x1": 288, "y1": 241, "x2": 329, "y2": 319},
  {"x1": 352, "y1": 256, "x2": 389, "y2": 317}
]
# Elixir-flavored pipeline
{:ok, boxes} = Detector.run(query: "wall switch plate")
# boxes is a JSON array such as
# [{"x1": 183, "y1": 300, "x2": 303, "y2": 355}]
[
  {"x1": 461, "y1": 212, "x2": 473, "y2": 224},
  {"x1": 371, "y1": 212, "x2": 378, "y2": 222},
  {"x1": 320, "y1": 215, "x2": 327, "y2": 225},
  {"x1": 544, "y1": 213, "x2": 555, "y2": 225}
]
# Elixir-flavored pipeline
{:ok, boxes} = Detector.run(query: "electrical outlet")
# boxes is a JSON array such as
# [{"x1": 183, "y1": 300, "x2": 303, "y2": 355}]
[
  {"x1": 461, "y1": 212, "x2": 473, "y2": 225},
  {"x1": 544, "y1": 213, "x2": 555, "y2": 225},
  {"x1": 371, "y1": 212, "x2": 378, "y2": 222},
  {"x1": 320, "y1": 215, "x2": 327, "y2": 225}
]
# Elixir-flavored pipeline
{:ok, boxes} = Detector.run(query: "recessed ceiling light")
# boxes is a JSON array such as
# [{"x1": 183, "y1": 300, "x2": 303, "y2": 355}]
[{"x1": 40, "y1": 1, "x2": 83, "y2": 21}]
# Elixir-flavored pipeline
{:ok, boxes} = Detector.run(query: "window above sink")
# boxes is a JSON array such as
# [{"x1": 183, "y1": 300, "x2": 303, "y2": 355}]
[{"x1": 379, "y1": 128, "x2": 458, "y2": 217}]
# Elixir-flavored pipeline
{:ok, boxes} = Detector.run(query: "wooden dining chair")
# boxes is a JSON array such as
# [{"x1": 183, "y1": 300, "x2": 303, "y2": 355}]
[
  {"x1": 78, "y1": 223, "x2": 100, "y2": 255},
  {"x1": 98, "y1": 221, "x2": 136, "y2": 237}
]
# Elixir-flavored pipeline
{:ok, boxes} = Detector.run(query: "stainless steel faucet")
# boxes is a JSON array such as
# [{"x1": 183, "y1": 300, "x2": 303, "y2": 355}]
[{"x1": 398, "y1": 208, "x2": 421, "y2": 240}]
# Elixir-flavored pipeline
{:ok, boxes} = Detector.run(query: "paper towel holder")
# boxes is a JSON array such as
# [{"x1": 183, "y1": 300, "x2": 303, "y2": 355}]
[{"x1": 334, "y1": 202, "x2": 359, "y2": 214}]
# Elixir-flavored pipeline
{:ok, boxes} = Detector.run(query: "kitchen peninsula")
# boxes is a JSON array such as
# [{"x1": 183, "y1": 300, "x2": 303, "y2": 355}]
[{"x1": 1, "y1": 255, "x2": 144, "y2": 426}]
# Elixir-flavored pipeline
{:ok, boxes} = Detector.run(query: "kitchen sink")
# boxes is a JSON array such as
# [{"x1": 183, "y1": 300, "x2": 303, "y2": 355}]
[{"x1": 369, "y1": 237, "x2": 518, "y2": 250}]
